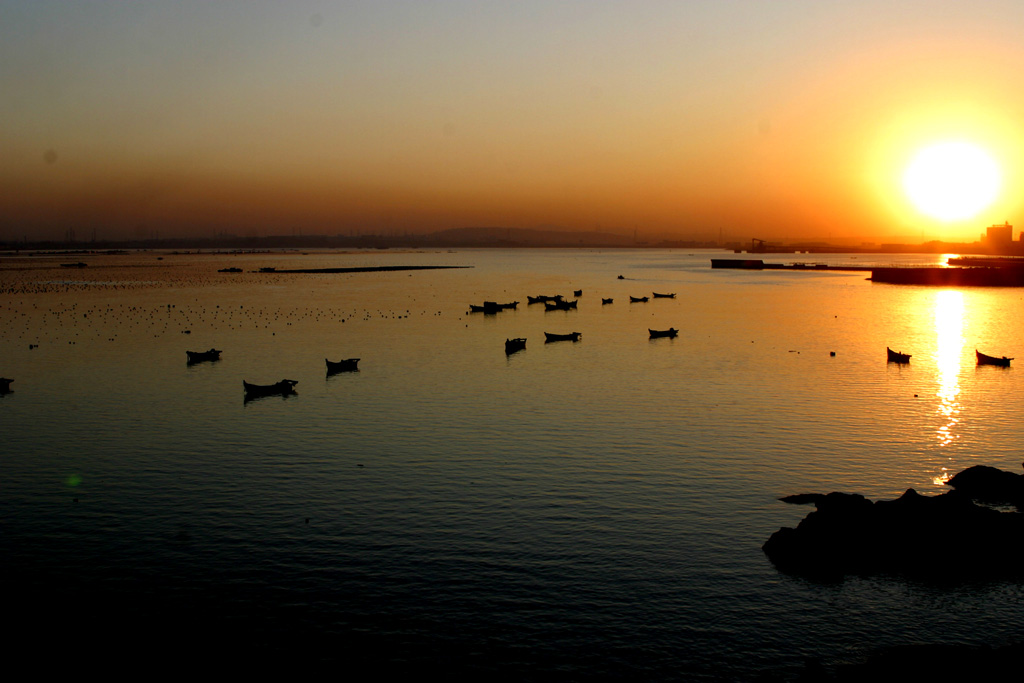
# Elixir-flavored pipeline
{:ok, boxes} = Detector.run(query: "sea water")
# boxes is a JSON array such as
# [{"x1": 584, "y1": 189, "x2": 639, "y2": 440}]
[{"x1": 3, "y1": 249, "x2": 1024, "y2": 679}]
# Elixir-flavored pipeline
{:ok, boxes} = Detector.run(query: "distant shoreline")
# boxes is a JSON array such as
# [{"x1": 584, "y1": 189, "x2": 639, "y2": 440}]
[
  {"x1": 2, "y1": 238, "x2": 1019, "y2": 256},
  {"x1": 270, "y1": 265, "x2": 471, "y2": 274}
]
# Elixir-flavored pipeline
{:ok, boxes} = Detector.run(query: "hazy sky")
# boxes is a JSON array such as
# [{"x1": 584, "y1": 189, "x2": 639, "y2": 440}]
[{"x1": 4, "y1": 1, "x2": 1024, "y2": 242}]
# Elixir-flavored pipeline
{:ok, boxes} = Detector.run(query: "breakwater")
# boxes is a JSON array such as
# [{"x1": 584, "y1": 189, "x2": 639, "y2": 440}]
[
  {"x1": 869, "y1": 267, "x2": 1024, "y2": 286},
  {"x1": 711, "y1": 259, "x2": 1024, "y2": 286}
]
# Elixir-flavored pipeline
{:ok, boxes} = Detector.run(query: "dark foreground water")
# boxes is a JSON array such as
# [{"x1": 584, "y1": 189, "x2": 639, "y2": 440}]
[{"x1": 3, "y1": 249, "x2": 1024, "y2": 679}]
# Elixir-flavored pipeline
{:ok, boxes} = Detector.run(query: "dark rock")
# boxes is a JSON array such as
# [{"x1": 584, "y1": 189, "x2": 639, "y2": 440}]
[
  {"x1": 764, "y1": 467, "x2": 1024, "y2": 579},
  {"x1": 780, "y1": 493, "x2": 824, "y2": 505},
  {"x1": 946, "y1": 464, "x2": 1024, "y2": 509}
]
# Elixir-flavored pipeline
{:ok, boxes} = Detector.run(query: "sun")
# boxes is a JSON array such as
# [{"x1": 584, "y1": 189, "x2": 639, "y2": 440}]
[{"x1": 903, "y1": 141, "x2": 1001, "y2": 221}]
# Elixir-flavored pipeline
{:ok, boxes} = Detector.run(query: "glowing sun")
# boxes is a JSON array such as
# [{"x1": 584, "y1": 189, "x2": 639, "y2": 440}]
[{"x1": 903, "y1": 141, "x2": 1001, "y2": 221}]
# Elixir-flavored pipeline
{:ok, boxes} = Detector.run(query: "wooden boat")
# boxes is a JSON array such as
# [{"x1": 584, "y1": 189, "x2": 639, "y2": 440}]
[
  {"x1": 544, "y1": 332, "x2": 581, "y2": 343},
  {"x1": 505, "y1": 338, "x2": 527, "y2": 354},
  {"x1": 469, "y1": 300, "x2": 517, "y2": 313},
  {"x1": 326, "y1": 358, "x2": 360, "y2": 373},
  {"x1": 574, "y1": 289, "x2": 583, "y2": 296},
  {"x1": 528, "y1": 295, "x2": 563, "y2": 304},
  {"x1": 887, "y1": 347, "x2": 911, "y2": 364},
  {"x1": 630, "y1": 296, "x2": 649, "y2": 303},
  {"x1": 652, "y1": 292, "x2": 676, "y2": 299},
  {"x1": 976, "y1": 350, "x2": 1012, "y2": 367},
  {"x1": 0, "y1": 378, "x2": 12, "y2": 393},
  {"x1": 243, "y1": 379, "x2": 298, "y2": 397},
  {"x1": 544, "y1": 299, "x2": 578, "y2": 311},
  {"x1": 259, "y1": 267, "x2": 277, "y2": 273},
  {"x1": 469, "y1": 301, "x2": 504, "y2": 313},
  {"x1": 186, "y1": 348, "x2": 222, "y2": 363},
  {"x1": 602, "y1": 298, "x2": 613, "y2": 304},
  {"x1": 218, "y1": 267, "x2": 242, "y2": 273},
  {"x1": 649, "y1": 328, "x2": 678, "y2": 338},
  {"x1": 60, "y1": 262, "x2": 87, "y2": 268}
]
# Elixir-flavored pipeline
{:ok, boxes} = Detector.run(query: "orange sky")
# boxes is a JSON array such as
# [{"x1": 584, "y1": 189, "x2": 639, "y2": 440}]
[{"x1": 4, "y1": 1, "x2": 1024, "y2": 243}]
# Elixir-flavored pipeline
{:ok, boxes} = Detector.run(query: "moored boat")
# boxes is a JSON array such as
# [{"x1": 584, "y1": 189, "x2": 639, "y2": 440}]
[
  {"x1": 630, "y1": 296, "x2": 649, "y2": 303},
  {"x1": 887, "y1": 347, "x2": 911, "y2": 364},
  {"x1": 528, "y1": 295, "x2": 563, "y2": 304},
  {"x1": 602, "y1": 298, "x2": 613, "y2": 304},
  {"x1": 976, "y1": 350, "x2": 1012, "y2": 367},
  {"x1": 186, "y1": 348, "x2": 222, "y2": 363},
  {"x1": 649, "y1": 328, "x2": 678, "y2": 338},
  {"x1": 544, "y1": 299, "x2": 578, "y2": 311},
  {"x1": 470, "y1": 301, "x2": 516, "y2": 313},
  {"x1": 243, "y1": 379, "x2": 298, "y2": 397},
  {"x1": 574, "y1": 289, "x2": 583, "y2": 296},
  {"x1": 505, "y1": 338, "x2": 527, "y2": 354},
  {"x1": 652, "y1": 292, "x2": 676, "y2": 298},
  {"x1": 0, "y1": 377, "x2": 12, "y2": 393},
  {"x1": 218, "y1": 267, "x2": 243, "y2": 273},
  {"x1": 326, "y1": 358, "x2": 360, "y2": 373},
  {"x1": 544, "y1": 332, "x2": 581, "y2": 343}
]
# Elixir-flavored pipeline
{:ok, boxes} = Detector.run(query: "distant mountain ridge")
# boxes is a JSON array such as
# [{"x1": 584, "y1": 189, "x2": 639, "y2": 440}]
[{"x1": 428, "y1": 227, "x2": 635, "y2": 247}]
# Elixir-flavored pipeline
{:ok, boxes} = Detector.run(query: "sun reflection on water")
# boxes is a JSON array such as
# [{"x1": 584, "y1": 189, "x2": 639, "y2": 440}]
[{"x1": 934, "y1": 290, "x2": 964, "y2": 450}]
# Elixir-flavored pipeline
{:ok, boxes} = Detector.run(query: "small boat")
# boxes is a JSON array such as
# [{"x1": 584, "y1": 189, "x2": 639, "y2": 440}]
[
  {"x1": 887, "y1": 347, "x2": 911, "y2": 364},
  {"x1": 60, "y1": 262, "x2": 87, "y2": 268},
  {"x1": 326, "y1": 358, "x2": 360, "y2": 373},
  {"x1": 629, "y1": 296, "x2": 649, "y2": 303},
  {"x1": 505, "y1": 338, "x2": 527, "y2": 354},
  {"x1": 652, "y1": 292, "x2": 676, "y2": 299},
  {"x1": 186, "y1": 348, "x2": 222, "y2": 364},
  {"x1": 218, "y1": 267, "x2": 243, "y2": 273},
  {"x1": 544, "y1": 300, "x2": 578, "y2": 311},
  {"x1": 602, "y1": 298, "x2": 613, "y2": 304},
  {"x1": 0, "y1": 378, "x2": 12, "y2": 393},
  {"x1": 528, "y1": 295, "x2": 563, "y2": 304},
  {"x1": 617, "y1": 275, "x2": 625, "y2": 280},
  {"x1": 976, "y1": 350, "x2": 1012, "y2": 367},
  {"x1": 243, "y1": 379, "x2": 298, "y2": 397},
  {"x1": 470, "y1": 301, "x2": 515, "y2": 313},
  {"x1": 259, "y1": 267, "x2": 277, "y2": 273},
  {"x1": 649, "y1": 328, "x2": 678, "y2": 339},
  {"x1": 544, "y1": 332, "x2": 581, "y2": 343},
  {"x1": 574, "y1": 289, "x2": 583, "y2": 296}
]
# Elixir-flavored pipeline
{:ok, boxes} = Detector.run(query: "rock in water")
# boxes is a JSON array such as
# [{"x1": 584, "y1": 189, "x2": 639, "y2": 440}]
[{"x1": 764, "y1": 465, "x2": 1024, "y2": 579}]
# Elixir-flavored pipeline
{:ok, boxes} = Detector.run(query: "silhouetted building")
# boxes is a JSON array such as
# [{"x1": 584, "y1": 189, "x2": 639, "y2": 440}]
[{"x1": 985, "y1": 222, "x2": 1013, "y2": 248}]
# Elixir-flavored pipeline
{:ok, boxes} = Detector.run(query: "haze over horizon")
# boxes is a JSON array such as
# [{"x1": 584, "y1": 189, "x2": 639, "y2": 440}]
[{"x1": 4, "y1": 1, "x2": 1024, "y2": 244}]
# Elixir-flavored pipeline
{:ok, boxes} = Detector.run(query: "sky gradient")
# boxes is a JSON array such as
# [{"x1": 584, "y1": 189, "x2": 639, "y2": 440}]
[{"x1": 4, "y1": 1, "x2": 1024, "y2": 242}]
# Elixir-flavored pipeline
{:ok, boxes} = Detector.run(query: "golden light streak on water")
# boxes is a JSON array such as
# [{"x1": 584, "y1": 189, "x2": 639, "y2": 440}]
[{"x1": 933, "y1": 290, "x2": 964, "y2": 449}]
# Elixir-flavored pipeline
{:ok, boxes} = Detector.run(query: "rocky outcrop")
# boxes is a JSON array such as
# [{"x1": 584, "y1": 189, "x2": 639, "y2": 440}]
[
  {"x1": 946, "y1": 464, "x2": 1024, "y2": 509},
  {"x1": 763, "y1": 465, "x2": 1024, "y2": 579}
]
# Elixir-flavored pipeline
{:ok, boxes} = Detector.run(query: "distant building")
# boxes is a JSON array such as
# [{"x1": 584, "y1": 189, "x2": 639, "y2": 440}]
[{"x1": 985, "y1": 222, "x2": 1013, "y2": 249}]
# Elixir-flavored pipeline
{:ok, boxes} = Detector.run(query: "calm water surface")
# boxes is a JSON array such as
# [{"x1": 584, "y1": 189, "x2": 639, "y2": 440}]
[{"x1": 3, "y1": 249, "x2": 1024, "y2": 678}]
